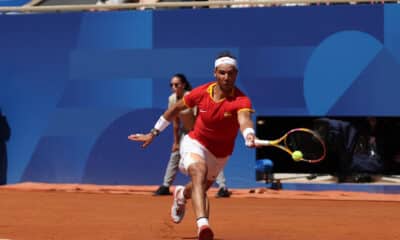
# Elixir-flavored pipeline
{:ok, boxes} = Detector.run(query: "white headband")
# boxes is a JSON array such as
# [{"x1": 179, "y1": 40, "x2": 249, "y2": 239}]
[{"x1": 214, "y1": 56, "x2": 238, "y2": 68}]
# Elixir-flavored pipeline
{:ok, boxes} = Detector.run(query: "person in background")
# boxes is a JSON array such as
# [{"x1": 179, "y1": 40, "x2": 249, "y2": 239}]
[
  {"x1": 0, "y1": 108, "x2": 11, "y2": 185},
  {"x1": 154, "y1": 73, "x2": 231, "y2": 198}
]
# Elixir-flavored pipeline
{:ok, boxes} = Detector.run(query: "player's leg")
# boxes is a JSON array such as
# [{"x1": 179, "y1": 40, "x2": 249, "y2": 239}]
[
  {"x1": 172, "y1": 135, "x2": 217, "y2": 239},
  {"x1": 178, "y1": 179, "x2": 213, "y2": 217},
  {"x1": 204, "y1": 180, "x2": 214, "y2": 217},
  {"x1": 171, "y1": 135, "x2": 206, "y2": 224},
  {"x1": 186, "y1": 160, "x2": 214, "y2": 240},
  {"x1": 189, "y1": 154, "x2": 225, "y2": 240},
  {"x1": 198, "y1": 180, "x2": 214, "y2": 240},
  {"x1": 171, "y1": 152, "x2": 206, "y2": 224},
  {"x1": 187, "y1": 153, "x2": 208, "y2": 220}
]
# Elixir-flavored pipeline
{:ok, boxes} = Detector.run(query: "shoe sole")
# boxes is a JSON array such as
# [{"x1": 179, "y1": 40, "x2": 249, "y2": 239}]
[
  {"x1": 198, "y1": 226, "x2": 214, "y2": 240},
  {"x1": 170, "y1": 203, "x2": 184, "y2": 224},
  {"x1": 171, "y1": 186, "x2": 185, "y2": 224}
]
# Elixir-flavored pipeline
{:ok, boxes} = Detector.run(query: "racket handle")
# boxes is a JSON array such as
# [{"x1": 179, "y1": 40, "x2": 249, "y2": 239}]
[{"x1": 254, "y1": 139, "x2": 270, "y2": 146}]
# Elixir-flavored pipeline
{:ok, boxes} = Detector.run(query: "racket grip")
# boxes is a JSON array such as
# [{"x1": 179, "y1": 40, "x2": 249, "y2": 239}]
[{"x1": 254, "y1": 139, "x2": 270, "y2": 146}]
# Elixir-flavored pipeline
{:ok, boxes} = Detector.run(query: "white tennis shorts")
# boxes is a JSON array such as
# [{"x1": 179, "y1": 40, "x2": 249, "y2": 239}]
[{"x1": 179, "y1": 135, "x2": 229, "y2": 181}]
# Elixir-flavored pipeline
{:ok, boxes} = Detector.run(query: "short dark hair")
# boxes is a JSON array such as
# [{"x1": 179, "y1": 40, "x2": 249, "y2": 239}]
[
  {"x1": 173, "y1": 73, "x2": 192, "y2": 91},
  {"x1": 216, "y1": 51, "x2": 237, "y2": 60}
]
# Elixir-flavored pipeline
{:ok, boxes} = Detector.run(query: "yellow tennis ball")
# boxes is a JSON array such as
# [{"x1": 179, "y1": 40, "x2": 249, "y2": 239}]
[{"x1": 292, "y1": 151, "x2": 303, "y2": 161}]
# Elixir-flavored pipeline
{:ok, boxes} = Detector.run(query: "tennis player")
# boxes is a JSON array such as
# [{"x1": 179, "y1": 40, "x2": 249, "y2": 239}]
[
  {"x1": 128, "y1": 52, "x2": 256, "y2": 240},
  {"x1": 154, "y1": 73, "x2": 231, "y2": 198}
]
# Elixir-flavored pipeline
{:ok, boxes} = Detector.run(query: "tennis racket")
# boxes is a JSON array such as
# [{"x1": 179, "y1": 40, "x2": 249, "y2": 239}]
[{"x1": 255, "y1": 128, "x2": 326, "y2": 163}]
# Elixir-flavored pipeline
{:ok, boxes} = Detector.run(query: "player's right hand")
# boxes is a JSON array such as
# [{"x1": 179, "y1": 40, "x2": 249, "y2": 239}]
[
  {"x1": 245, "y1": 133, "x2": 256, "y2": 148},
  {"x1": 128, "y1": 133, "x2": 155, "y2": 148}
]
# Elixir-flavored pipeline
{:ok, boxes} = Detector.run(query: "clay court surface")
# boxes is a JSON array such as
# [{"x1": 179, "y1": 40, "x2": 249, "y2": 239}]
[{"x1": 1, "y1": 183, "x2": 400, "y2": 240}]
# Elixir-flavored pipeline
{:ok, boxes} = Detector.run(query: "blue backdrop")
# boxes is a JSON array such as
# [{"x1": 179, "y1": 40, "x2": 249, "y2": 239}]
[
  {"x1": 0, "y1": 0, "x2": 30, "y2": 6},
  {"x1": 0, "y1": 5, "x2": 399, "y2": 187}
]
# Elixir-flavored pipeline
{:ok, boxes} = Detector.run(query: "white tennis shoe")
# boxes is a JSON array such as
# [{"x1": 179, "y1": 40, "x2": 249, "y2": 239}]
[{"x1": 171, "y1": 185, "x2": 186, "y2": 224}]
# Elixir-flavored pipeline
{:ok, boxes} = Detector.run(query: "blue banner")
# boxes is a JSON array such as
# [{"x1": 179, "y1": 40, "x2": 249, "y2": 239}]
[{"x1": 0, "y1": 0, "x2": 30, "y2": 6}]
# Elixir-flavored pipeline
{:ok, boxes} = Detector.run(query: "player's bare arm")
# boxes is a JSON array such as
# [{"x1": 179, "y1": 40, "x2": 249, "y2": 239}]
[
  {"x1": 238, "y1": 109, "x2": 256, "y2": 148},
  {"x1": 128, "y1": 99, "x2": 189, "y2": 148}
]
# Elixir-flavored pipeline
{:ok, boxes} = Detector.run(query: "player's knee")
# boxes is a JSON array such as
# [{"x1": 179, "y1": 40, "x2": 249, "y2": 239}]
[
  {"x1": 188, "y1": 161, "x2": 207, "y2": 175},
  {"x1": 188, "y1": 161, "x2": 207, "y2": 182}
]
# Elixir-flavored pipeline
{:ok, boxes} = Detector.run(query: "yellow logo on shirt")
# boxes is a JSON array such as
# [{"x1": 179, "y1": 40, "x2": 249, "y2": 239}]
[{"x1": 224, "y1": 112, "x2": 232, "y2": 117}]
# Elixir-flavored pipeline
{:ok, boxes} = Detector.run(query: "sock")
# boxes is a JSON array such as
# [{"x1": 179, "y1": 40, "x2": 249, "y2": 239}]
[{"x1": 196, "y1": 217, "x2": 209, "y2": 228}]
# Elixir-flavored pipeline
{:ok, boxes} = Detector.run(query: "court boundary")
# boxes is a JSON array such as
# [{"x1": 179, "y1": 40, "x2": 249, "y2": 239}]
[{"x1": 1, "y1": 182, "x2": 399, "y2": 202}]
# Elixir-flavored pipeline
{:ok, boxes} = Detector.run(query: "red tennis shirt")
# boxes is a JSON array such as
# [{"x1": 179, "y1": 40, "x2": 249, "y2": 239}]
[{"x1": 183, "y1": 82, "x2": 254, "y2": 158}]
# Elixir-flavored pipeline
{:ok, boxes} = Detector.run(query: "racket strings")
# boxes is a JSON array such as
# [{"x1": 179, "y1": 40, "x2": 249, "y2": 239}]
[{"x1": 285, "y1": 131, "x2": 325, "y2": 161}]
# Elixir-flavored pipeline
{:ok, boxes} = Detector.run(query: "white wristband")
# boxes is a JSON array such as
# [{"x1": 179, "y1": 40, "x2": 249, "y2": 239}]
[
  {"x1": 242, "y1": 127, "x2": 255, "y2": 140},
  {"x1": 154, "y1": 115, "x2": 170, "y2": 132}
]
